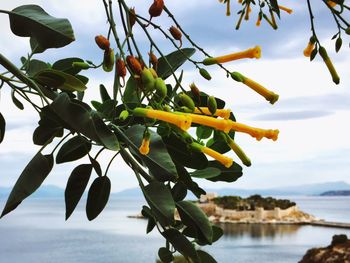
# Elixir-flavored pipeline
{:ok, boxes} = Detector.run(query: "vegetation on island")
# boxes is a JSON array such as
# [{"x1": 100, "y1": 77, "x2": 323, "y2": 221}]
[
  {"x1": 0, "y1": 0, "x2": 349, "y2": 262},
  {"x1": 212, "y1": 195, "x2": 296, "y2": 210}
]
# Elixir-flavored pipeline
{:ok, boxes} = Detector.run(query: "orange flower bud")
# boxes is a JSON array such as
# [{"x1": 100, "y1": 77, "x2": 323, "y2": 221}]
[
  {"x1": 169, "y1": 26, "x2": 182, "y2": 48},
  {"x1": 95, "y1": 35, "x2": 110, "y2": 51},
  {"x1": 126, "y1": 55, "x2": 142, "y2": 75},
  {"x1": 148, "y1": 52, "x2": 158, "y2": 70},
  {"x1": 116, "y1": 59, "x2": 127, "y2": 86},
  {"x1": 149, "y1": 0, "x2": 164, "y2": 19},
  {"x1": 128, "y1": 7, "x2": 136, "y2": 28}
]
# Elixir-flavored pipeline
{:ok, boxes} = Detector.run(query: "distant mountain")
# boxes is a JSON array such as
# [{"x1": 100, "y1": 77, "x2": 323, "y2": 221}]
[
  {"x1": 320, "y1": 190, "x2": 350, "y2": 196},
  {"x1": 0, "y1": 185, "x2": 63, "y2": 199},
  {"x1": 113, "y1": 181, "x2": 350, "y2": 198}
]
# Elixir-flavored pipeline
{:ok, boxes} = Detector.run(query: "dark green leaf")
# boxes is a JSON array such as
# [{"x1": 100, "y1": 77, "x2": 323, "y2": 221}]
[
  {"x1": 196, "y1": 126, "x2": 212, "y2": 140},
  {"x1": 125, "y1": 125, "x2": 177, "y2": 181},
  {"x1": 65, "y1": 164, "x2": 93, "y2": 220},
  {"x1": 34, "y1": 69, "x2": 87, "y2": 92},
  {"x1": 190, "y1": 167, "x2": 221, "y2": 179},
  {"x1": 0, "y1": 112, "x2": 6, "y2": 144},
  {"x1": 310, "y1": 47, "x2": 318, "y2": 61},
  {"x1": 158, "y1": 247, "x2": 173, "y2": 263},
  {"x1": 52, "y1": 57, "x2": 83, "y2": 75},
  {"x1": 1, "y1": 153, "x2": 53, "y2": 217},
  {"x1": 89, "y1": 155, "x2": 102, "y2": 177},
  {"x1": 176, "y1": 200, "x2": 213, "y2": 244},
  {"x1": 157, "y1": 48, "x2": 196, "y2": 79},
  {"x1": 147, "y1": 217, "x2": 156, "y2": 234},
  {"x1": 197, "y1": 250, "x2": 217, "y2": 263},
  {"x1": 5, "y1": 5, "x2": 75, "y2": 53},
  {"x1": 11, "y1": 90, "x2": 24, "y2": 110},
  {"x1": 86, "y1": 176, "x2": 111, "y2": 220},
  {"x1": 163, "y1": 133, "x2": 208, "y2": 170},
  {"x1": 176, "y1": 163, "x2": 206, "y2": 199},
  {"x1": 206, "y1": 161, "x2": 242, "y2": 182},
  {"x1": 162, "y1": 228, "x2": 199, "y2": 262},
  {"x1": 211, "y1": 225, "x2": 224, "y2": 243},
  {"x1": 100, "y1": 84, "x2": 111, "y2": 102},
  {"x1": 91, "y1": 112, "x2": 119, "y2": 151},
  {"x1": 171, "y1": 182, "x2": 187, "y2": 202},
  {"x1": 269, "y1": 0, "x2": 280, "y2": 17},
  {"x1": 335, "y1": 37, "x2": 343, "y2": 53},
  {"x1": 56, "y1": 136, "x2": 91, "y2": 164},
  {"x1": 75, "y1": 75, "x2": 89, "y2": 85},
  {"x1": 124, "y1": 76, "x2": 140, "y2": 105},
  {"x1": 27, "y1": 59, "x2": 49, "y2": 77},
  {"x1": 144, "y1": 182, "x2": 175, "y2": 226}
]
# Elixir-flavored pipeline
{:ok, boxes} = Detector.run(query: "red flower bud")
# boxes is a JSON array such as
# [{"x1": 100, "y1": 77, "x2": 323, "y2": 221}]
[
  {"x1": 169, "y1": 26, "x2": 182, "y2": 48},
  {"x1": 149, "y1": 0, "x2": 164, "y2": 19},
  {"x1": 95, "y1": 35, "x2": 110, "y2": 51},
  {"x1": 148, "y1": 52, "x2": 158, "y2": 70},
  {"x1": 128, "y1": 7, "x2": 136, "y2": 28},
  {"x1": 126, "y1": 55, "x2": 142, "y2": 75}
]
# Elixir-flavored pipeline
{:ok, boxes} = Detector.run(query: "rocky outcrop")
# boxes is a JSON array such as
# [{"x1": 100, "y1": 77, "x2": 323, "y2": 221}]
[{"x1": 299, "y1": 235, "x2": 350, "y2": 263}]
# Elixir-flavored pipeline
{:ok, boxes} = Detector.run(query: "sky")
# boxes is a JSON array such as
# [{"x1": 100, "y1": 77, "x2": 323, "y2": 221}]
[{"x1": 0, "y1": 1, "x2": 350, "y2": 192}]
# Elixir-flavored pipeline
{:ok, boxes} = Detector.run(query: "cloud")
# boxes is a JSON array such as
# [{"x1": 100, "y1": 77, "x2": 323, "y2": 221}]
[{"x1": 251, "y1": 110, "x2": 334, "y2": 121}]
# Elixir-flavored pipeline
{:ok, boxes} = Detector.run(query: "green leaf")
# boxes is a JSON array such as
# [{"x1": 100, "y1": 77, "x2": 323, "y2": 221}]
[
  {"x1": 196, "y1": 126, "x2": 212, "y2": 140},
  {"x1": 197, "y1": 250, "x2": 217, "y2": 263},
  {"x1": 190, "y1": 167, "x2": 221, "y2": 179},
  {"x1": 11, "y1": 90, "x2": 24, "y2": 110},
  {"x1": 157, "y1": 48, "x2": 196, "y2": 79},
  {"x1": 86, "y1": 176, "x2": 111, "y2": 221},
  {"x1": 1, "y1": 153, "x2": 54, "y2": 217},
  {"x1": 211, "y1": 225, "x2": 223, "y2": 243},
  {"x1": 5, "y1": 5, "x2": 75, "y2": 53},
  {"x1": 146, "y1": 218, "x2": 156, "y2": 234},
  {"x1": 0, "y1": 112, "x2": 6, "y2": 144},
  {"x1": 65, "y1": 164, "x2": 93, "y2": 220},
  {"x1": 158, "y1": 247, "x2": 173, "y2": 263},
  {"x1": 206, "y1": 161, "x2": 242, "y2": 182},
  {"x1": 176, "y1": 163, "x2": 206, "y2": 199},
  {"x1": 125, "y1": 125, "x2": 177, "y2": 181},
  {"x1": 171, "y1": 182, "x2": 187, "y2": 202},
  {"x1": 50, "y1": 93, "x2": 119, "y2": 151},
  {"x1": 269, "y1": 0, "x2": 280, "y2": 17},
  {"x1": 124, "y1": 76, "x2": 140, "y2": 105},
  {"x1": 56, "y1": 136, "x2": 91, "y2": 164},
  {"x1": 89, "y1": 155, "x2": 102, "y2": 177},
  {"x1": 162, "y1": 228, "x2": 199, "y2": 262},
  {"x1": 163, "y1": 133, "x2": 208, "y2": 170},
  {"x1": 34, "y1": 69, "x2": 87, "y2": 92},
  {"x1": 52, "y1": 57, "x2": 84, "y2": 75},
  {"x1": 33, "y1": 105, "x2": 64, "y2": 145},
  {"x1": 144, "y1": 182, "x2": 175, "y2": 226},
  {"x1": 176, "y1": 201, "x2": 213, "y2": 244},
  {"x1": 100, "y1": 84, "x2": 111, "y2": 102},
  {"x1": 26, "y1": 59, "x2": 49, "y2": 77}
]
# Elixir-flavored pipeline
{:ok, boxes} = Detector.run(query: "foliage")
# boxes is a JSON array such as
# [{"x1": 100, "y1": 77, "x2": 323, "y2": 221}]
[
  {"x1": 0, "y1": 1, "x2": 348, "y2": 262},
  {"x1": 212, "y1": 195, "x2": 296, "y2": 210}
]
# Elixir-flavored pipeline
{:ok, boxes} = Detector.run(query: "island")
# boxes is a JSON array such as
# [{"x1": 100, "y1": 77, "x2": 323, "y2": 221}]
[
  {"x1": 196, "y1": 193, "x2": 317, "y2": 224},
  {"x1": 320, "y1": 190, "x2": 350, "y2": 196}
]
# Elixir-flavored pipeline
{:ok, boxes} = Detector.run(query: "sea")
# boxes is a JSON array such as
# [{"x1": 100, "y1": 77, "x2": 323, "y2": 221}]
[{"x1": 0, "y1": 196, "x2": 349, "y2": 263}]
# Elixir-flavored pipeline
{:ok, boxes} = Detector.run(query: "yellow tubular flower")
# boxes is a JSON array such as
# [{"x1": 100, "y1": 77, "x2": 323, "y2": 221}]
[
  {"x1": 256, "y1": 16, "x2": 261, "y2": 27},
  {"x1": 303, "y1": 41, "x2": 315, "y2": 57},
  {"x1": 230, "y1": 121, "x2": 279, "y2": 141},
  {"x1": 139, "y1": 138, "x2": 150, "y2": 155},
  {"x1": 226, "y1": 135, "x2": 251, "y2": 166},
  {"x1": 319, "y1": 47, "x2": 340, "y2": 84},
  {"x1": 186, "y1": 113, "x2": 232, "y2": 133},
  {"x1": 278, "y1": 5, "x2": 293, "y2": 14},
  {"x1": 203, "y1": 46, "x2": 261, "y2": 65},
  {"x1": 231, "y1": 72, "x2": 279, "y2": 104},
  {"x1": 191, "y1": 142, "x2": 233, "y2": 168},
  {"x1": 194, "y1": 107, "x2": 231, "y2": 119},
  {"x1": 245, "y1": 4, "x2": 251, "y2": 21},
  {"x1": 133, "y1": 108, "x2": 192, "y2": 131},
  {"x1": 226, "y1": 0, "x2": 231, "y2": 16}
]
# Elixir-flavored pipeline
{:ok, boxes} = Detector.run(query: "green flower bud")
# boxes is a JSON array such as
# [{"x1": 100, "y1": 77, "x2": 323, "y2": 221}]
[
  {"x1": 119, "y1": 110, "x2": 129, "y2": 121},
  {"x1": 154, "y1": 77, "x2": 167, "y2": 102},
  {"x1": 103, "y1": 48, "x2": 115, "y2": 72},
  {"x1": 179, "y1": 93, "x2": 195, "y2": 112},
  {"x1": 230, "y1": 72, "x2": 245, "y2": 82},
  {"x1": 199, "y1": 68, "x2": 212, "y2": 80},
  {"x1": 72, "y1": 62, "x2": 90, "y2": 70},
  {"x1": 207, "y1": 95, "x2": 217, "y2": 115},
  {"x1": 141, "y1": 68, "x2": 156, "y2": 92}
]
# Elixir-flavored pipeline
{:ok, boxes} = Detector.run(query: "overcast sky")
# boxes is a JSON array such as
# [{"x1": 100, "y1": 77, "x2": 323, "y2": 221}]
[{"x1": 1, "y1": 1, "x2": 350, "y2": 192}]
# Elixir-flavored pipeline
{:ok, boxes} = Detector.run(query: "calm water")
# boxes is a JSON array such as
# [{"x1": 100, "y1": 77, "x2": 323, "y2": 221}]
[{"x1": 0, "y1": 196, "x2": 349, "y2": 263}]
